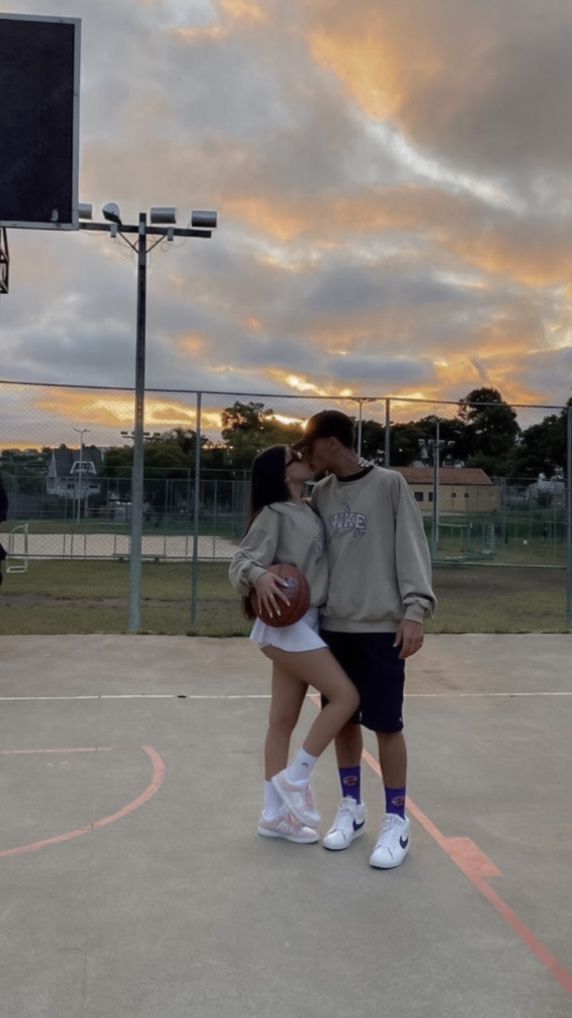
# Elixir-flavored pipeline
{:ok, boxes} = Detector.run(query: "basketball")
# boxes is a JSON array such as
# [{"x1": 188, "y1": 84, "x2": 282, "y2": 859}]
[{"x1": 250, "y1": 563, "x2": 310, "y2": 628}]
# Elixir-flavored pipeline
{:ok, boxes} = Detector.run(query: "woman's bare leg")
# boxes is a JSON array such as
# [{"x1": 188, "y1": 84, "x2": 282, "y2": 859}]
[
  {"x1": 262, "y1": 647, "x2": 359, "y2": 759},
  {"x1": 264, "y1": 663, "x2": 308, "y2": 779}
]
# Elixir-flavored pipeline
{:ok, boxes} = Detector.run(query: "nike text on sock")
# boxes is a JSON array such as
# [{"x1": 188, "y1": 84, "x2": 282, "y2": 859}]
[{"x1": 285, "y1": 748, "x2": 318, "y2": 784}]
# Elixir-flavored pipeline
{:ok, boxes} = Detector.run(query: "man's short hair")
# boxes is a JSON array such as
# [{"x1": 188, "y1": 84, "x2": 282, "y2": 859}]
[{"x1": 293, "y1": 410, "x2": 355, "y2": 450}]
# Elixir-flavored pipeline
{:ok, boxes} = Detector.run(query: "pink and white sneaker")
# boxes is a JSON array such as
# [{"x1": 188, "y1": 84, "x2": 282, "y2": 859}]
[
  {"x1": 271, "y1": 769, "x2": 320, "y2": 827},
  {"x1": 257, "y1": 808, "x2": 319, "y2": 844}
]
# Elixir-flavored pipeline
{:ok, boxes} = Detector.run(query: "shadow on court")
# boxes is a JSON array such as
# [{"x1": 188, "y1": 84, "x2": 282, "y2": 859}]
[{"x1": 0, "y1": 633, "x2": 570, "y2": 1017}]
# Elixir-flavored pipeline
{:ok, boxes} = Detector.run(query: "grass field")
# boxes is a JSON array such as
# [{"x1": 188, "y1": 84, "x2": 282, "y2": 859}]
[{"x1": 0, "y1": 559, "x2": 569, "y2": 635}]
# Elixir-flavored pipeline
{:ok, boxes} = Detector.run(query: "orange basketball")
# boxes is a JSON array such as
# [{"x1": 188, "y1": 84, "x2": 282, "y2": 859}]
[{"x1": 250, "y1": 563, "x2": 311, "y2": 628}]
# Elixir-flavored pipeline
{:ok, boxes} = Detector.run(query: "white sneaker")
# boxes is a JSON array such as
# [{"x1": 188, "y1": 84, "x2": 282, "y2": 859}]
[
  {"x1": 369, "y1": 813, "x2": 410, "y2": 869},
  {"x1": 257, "y1": 808, "x2": 319, "y2": 844},
  {"x1": 271, "y1": 770, "x2": 320, "y2": 827},
  {"x1": 322, "y1": 796, "x2": 366, "y2": 851}
]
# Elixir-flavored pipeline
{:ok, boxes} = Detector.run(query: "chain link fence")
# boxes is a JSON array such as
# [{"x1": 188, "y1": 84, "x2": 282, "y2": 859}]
[{"x1": 1, "y1": 379, "x2": 571, "y2": 635}]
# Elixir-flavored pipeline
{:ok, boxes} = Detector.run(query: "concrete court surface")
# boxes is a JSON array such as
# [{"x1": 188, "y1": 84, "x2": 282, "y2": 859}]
[{"x1": 0, "y1": 633, "x2": 570, "y2": 1018}]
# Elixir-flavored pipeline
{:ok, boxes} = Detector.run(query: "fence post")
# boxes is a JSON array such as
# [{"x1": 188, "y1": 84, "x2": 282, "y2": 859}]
[
  {"x1": 561, "y1": 405, "x2": 565, "y2": 627},
  {"x1": 356, "y1": 400, "x2": 364, "y2": 456},
  {"x1": 213, "y1": 479, "x2": 218, "y2": 560},
  {"x1": 431, "y1": 418, "x2": 440, "y2": 558},
  {"x1": 190, "y1": 392, "x2": 202, "y2": 627},
  {"x1": 384, "y1": 398, "x2": 391, "y2": 467}
]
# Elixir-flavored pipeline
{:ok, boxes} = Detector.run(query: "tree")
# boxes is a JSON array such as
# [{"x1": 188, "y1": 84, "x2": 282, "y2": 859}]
[
  {"x1": 220, "y1": 400, "x2": 304, "y2": 470},
  {"x1": 164, "y1": 428, "x2": 207, "y2": 459},
  {"x1": 511, "y1": 398, "x2": 571, "y2": 479},
  {"x1": 458, "y1": 387, "x2": 519, "y2": 474},
  {"x1": 389, "y1": 422, "x2": 427, "y2": 465},
  {"x1": 221, "y1": 401, "x2": 271, "y2": 441},
  {"x1": 358, "y1": 419, "x2": 385, "y2": 462}
]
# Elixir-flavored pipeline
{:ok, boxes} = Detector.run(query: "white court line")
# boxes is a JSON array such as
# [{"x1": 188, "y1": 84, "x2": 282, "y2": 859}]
[
  {"x1": 0, "y1": 694, "x2": 272, "y2": 701},
  {"x1": 0, "y1": 691, "x2": 570, "y2": 702},
  {"x1": 408, "y1": 691, "x2": 572, "y2": 698}
]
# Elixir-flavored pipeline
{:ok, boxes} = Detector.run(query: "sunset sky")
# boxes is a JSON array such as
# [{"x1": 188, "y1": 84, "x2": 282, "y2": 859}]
[{"x1": 1, "y1": 0, "x2": 572, "y2": 448}]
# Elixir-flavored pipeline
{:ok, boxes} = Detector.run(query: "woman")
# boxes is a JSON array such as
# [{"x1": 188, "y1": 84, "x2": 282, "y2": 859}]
[{"x1": 229, "y1": 445, "x2": 359, "y2": 844}]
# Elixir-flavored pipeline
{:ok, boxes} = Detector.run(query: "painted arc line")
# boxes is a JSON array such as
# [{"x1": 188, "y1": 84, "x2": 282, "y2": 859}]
[{"x1": 0, "y1": 746, "x2": 166, "y2": 859}]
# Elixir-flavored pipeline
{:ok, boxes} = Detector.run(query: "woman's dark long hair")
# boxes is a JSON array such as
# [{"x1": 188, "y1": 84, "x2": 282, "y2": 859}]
[
  {"x1": 247, "y1": 445, "x2": 290, "y2": 530},
  {"x1": 242, "y1": 444, "x2": 290, "y2": 620}
]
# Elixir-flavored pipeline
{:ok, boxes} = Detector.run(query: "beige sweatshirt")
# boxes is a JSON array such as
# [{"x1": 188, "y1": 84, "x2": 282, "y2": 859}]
[
  {"x1": 311, "y1": 466, "x2": 436, "y2": 632},
  {"x1": 228, "y1": 501, "x2": 328, "y2": 608}
]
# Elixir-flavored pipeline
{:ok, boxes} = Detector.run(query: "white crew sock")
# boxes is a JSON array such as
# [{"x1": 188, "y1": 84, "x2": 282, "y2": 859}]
[
  {"x1": 285, "y1": 747, "x2": 318, "y2": 785},
  {"x1": 264, "y1": 780, "x2": 283, "y2": 818}
]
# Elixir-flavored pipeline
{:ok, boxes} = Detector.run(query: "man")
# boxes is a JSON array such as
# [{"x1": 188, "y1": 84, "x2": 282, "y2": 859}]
[{"x1": 293, "y1": 410, "x2": 436, "y2": 869}]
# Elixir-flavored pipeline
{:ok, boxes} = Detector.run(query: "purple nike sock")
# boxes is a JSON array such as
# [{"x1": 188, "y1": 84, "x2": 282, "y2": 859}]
[
  {"x1": 385, "y1": 786, "x2": 406, "y2": 819},
  {"x1": 339, "y1": 766, "x2": 361, "y2": 803}
]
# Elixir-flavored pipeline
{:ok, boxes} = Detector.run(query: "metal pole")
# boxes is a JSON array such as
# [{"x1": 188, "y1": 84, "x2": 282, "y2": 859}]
[
  {"x1": 73, "y1": 426, "x2": 89, "y2": 523},
  {"x1": 356, "y1": 400, "x2": 363, "y2": 456},
  {"x1": 384, "y1": 398, "x2": 391, "y2": 467},
  {"x1": 431, "y1": 419, "x2": 440, "y2": 558},
  {"x1": 77, "y1": 433, "x2": 84, "y2": 523},
  {"x1": 128, "y1": 212, "x2": 147, "y2": 632},
  {"x1": 191, "y1": 392, "x2": 202, "y2": 626},
  {"x1": 561, "y1": 405, "x2": 565, "y2": 627}
]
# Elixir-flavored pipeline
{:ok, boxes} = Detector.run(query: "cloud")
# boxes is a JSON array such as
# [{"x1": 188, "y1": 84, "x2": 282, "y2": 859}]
[{"x1": 1, "y1": 0, "x2": 571, "y2": 450}]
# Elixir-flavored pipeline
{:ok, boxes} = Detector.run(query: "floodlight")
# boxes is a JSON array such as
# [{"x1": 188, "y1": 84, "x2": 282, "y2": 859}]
[
  {"x1": 191, "y1": 210, "x2": 217, "y2": 229},
  {"x1": 150, "y1": 207, "x2": 176, "y2": 225},
  {"x1": 102, "y1": 202, "x2": 122, "y2": 225}
]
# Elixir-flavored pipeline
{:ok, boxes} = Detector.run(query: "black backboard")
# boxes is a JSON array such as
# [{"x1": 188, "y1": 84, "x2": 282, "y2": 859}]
[{"x1": 0, "y1": 14, "x2": 80, "y2": 230}]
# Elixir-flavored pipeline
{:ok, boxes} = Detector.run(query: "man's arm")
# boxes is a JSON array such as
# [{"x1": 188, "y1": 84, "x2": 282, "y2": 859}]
[
  {"x1": 393, "y1": 619, "x2": 424, "y2": 660},
  {"x1": 393, "y1": 475, "x2": 436, "y2": 654}
]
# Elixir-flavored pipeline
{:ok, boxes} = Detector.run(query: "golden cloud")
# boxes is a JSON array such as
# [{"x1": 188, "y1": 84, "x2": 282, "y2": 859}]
[
  {"x1": 176, "y1": 333, "x2": 206, "y2": 355},
  {"x1": 219, "y1": 0, "x2": 267, "y2": 22}
]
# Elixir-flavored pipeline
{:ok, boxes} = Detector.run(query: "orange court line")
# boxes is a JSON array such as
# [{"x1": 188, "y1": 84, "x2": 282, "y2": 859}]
[
  {"x1": 360, "y1": 747, "x2": 572, "y2": 995},
  {"x1": 0, "y1": 745, "x2": 166, "y2": 859}
]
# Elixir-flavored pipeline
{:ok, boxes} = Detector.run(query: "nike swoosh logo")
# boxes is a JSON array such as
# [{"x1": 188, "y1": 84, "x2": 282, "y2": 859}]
[
  {"x1": 399, "y1": 836, "x2": 409, "y2": 849},
  {"x1": 353, "y1": 820, "x2": 365, "y2": 832}
]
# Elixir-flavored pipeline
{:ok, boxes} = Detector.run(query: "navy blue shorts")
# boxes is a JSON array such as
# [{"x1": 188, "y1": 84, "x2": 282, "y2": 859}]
[{"x1": 320, "y1": 630, "x2": 405, "y2": 733}]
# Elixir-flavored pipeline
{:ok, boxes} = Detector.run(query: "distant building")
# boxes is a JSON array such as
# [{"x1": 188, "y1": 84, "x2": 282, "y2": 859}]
[
  {"x1": 393, "y1": 467, "x2": 500, "y2": 514},
  {"x1": 526, "y1": 476, "x2": 565, "y2": 508},
  {"x1": 46, "y1": 446, "x2": 103, "y2": 500}
]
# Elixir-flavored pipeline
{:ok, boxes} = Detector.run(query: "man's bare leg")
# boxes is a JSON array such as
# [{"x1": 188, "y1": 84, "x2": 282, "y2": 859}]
[
  {"x1": 334, "y1": 719, "x2": 363, "y2": 767},
  {"x1": 376, "y1": 730, "x2": 407, "y2": 789},
  {"x1": 368, "y1": 730, "x2": 410, "y2": 869}
]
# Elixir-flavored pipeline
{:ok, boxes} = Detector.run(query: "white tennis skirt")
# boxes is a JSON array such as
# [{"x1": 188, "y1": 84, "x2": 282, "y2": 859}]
[{"x1": 249, "y1": 606, "x2": 327, "y2": 653}]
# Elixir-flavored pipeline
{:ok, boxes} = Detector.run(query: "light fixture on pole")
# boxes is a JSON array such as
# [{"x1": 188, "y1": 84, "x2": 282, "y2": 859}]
[{"x1": 79, "y1": 203, "x2": 217, "y2": 631}]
